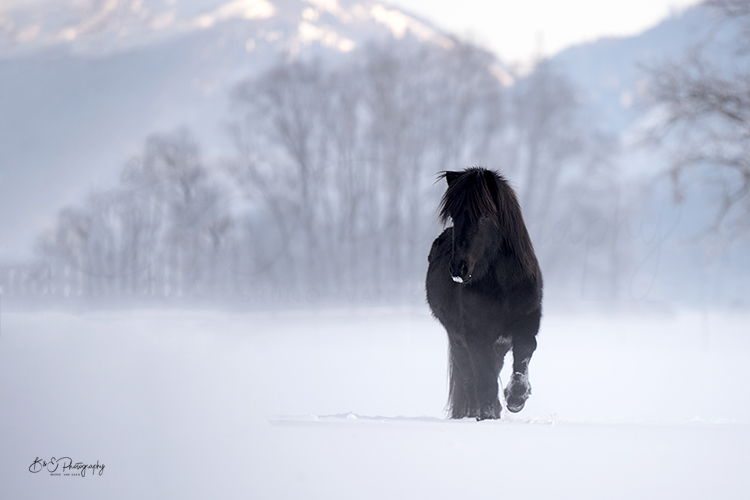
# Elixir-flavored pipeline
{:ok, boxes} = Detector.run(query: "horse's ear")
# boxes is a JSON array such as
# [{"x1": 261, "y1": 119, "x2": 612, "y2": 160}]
[
  {"x1": 444, "y1": 171, "x2": 461, "y2": 186},
  {"x1": 483, "y1": 169, "x2": 500, "y2": 210},
  {"x1": 484, "y1": 170, "x2": 498, "y2": 193}
]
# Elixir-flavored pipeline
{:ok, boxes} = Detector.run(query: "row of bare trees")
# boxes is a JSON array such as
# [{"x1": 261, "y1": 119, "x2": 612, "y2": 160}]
[
  {"x1": 3, "y1": 40, "x2": 632, "y2": 306},
  {"x1": 31, "y1": 128, "x2": 233, "y2": 300}
]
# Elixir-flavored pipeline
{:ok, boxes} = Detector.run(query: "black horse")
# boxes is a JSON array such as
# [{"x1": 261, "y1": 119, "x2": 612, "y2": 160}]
[{"x1": 426, "y1": 167, "x2": 543, "y2": 420}]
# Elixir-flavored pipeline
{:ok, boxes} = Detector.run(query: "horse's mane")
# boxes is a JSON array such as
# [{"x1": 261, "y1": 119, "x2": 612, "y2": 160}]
[{"x1": 438, "y1": 167, "x2": 538, "y2": 277}]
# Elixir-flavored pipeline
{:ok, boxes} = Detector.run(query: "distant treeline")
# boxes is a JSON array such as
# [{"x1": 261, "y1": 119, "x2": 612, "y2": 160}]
[{"x1": 2, "y1": 40, "x2": 638, "y2": 307}]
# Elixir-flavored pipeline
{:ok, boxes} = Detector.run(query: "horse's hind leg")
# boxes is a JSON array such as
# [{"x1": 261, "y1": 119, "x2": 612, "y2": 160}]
[{"x1": 505, "y1": 314, "x2": 540, "y2": 413}]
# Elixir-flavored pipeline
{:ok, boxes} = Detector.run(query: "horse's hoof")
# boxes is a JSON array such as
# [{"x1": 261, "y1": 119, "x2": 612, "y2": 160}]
[
  {"x1": 476, "y1": 412, "x2": 500, "y2": 421},
  {"x1": 476, "y1": 414, "x2": 500, "y2": 421},
  {"x1": 504, "y1": 372, "x2": 531, "y2": 413},
  {"x1": 474, "y1": 401, "x2": 501, "y2": 421},
  {"x1": 505, "y1": 402, "x2": 526, "y2": 413}
]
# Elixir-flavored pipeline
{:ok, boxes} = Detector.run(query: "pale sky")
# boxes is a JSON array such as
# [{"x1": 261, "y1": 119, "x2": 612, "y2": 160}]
[{"x1": 389, "y1": 0, "x2": 703, "y2": 64}]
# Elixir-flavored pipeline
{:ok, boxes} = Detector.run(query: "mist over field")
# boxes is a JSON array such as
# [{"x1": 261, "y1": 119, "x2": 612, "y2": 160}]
[{"x1": 1, "y1": 0, "x2": 749, "y2": 498}]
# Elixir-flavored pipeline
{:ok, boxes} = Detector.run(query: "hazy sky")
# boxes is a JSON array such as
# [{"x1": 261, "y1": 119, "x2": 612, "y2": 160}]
[{"x1": 389, "y1": 0, "x2": 702, "y2": 63}]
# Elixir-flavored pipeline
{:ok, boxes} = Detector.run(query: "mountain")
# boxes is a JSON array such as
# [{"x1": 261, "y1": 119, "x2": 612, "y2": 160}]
[
  {"x1": 0, "y1": 0, "x2": 454, "y2": 261},
  {"x1": 0, "y1": 0, "x2": 455, "y2": 57},
  {"x1": 551, "y1": 3, "x2": 740, "y2": 137}
]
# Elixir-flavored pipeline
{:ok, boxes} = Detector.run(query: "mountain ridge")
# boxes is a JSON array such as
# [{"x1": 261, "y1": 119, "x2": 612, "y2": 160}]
[{"x1": 0, "y1": 0, "x2": 455, "y2": 59}]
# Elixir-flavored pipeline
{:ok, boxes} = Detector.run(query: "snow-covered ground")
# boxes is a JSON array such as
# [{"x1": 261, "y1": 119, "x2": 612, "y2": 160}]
[{"x1": 1, "y1": 306, "x2": 749, "y2": 499}]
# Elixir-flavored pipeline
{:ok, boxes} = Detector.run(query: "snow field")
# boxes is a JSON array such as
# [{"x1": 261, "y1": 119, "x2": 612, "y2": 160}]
[{"x1": 1, "y1": 307, "x2": 748, "y2": 499}]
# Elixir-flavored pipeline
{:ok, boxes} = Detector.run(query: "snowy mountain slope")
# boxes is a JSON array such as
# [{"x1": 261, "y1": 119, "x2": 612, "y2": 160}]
[
  {"x1": 551, "y1": 3, "x2": 739, "y2": 136},
  {"x1": 0, "y1": 0, "x2": 454, "y2": 57}
]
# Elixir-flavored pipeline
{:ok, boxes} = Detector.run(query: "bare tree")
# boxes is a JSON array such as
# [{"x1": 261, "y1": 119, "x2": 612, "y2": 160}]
[
  {"x1": 232, "y1": 60, "x2": 330, "y2": 288},
  {"x1": 645, "y1": 0, "x2": 750, "y2": 236},
  {"x1": 122, "y1": 128, "x2": 226, "y2": 298},
  {"x1": 37, "y1": 127, "x2": 229, "y2": 302},
  {"x1": 505, "y1": 60, "x2": 588, "y2": 226},
  {"x1": 493, "y1": 57, "x2": 626, "y2": 299}
]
